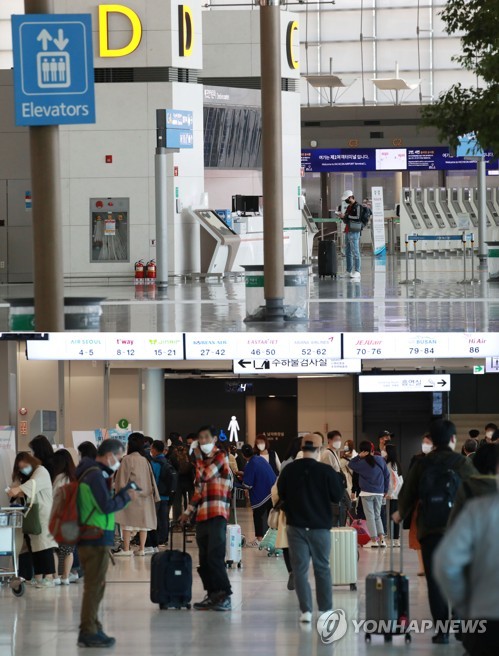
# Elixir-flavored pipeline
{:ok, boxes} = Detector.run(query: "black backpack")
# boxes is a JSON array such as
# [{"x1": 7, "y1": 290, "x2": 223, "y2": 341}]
[
  {"x1": 360, "y1": 205, "x2": 372, "y2": 226},
  {"x1": 418, "y1": 455, "x2": 462, "y2": 529},
  {"x1": 156, "y1": 458, "x2": 178, "y2": 499}
]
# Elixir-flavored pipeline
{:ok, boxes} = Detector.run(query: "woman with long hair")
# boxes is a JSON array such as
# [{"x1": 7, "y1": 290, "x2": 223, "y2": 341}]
[
  {"x1": 29, "y1": 434, "x2": 55, "y2": 480},
  {"x1": 385, "y1": 444, "x2": 404, "y2": 547},
  {"x1": 114, "y1": 433, "x2": 160, "y2": 556},
  {"x1": 348, "y1": 440, "x2": 390, "y2": 548},
  {"x1": 52, "y1": 449, "x2": 79, "y2": 585},
  {"x1": 7, "y1": 452, "x2": 58, "y2": 587}
]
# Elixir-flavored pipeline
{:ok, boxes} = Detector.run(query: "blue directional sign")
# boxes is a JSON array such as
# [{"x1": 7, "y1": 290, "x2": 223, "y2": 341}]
[
  {"x1": 165, "y1": 109, "x2": 193, "y2": 149},
  {"x1": 11, "y1": 14, "x2": 95, "y2": 127},
  {"x1": 456, "y1": 133, "x2": 485, "y2": 158}
]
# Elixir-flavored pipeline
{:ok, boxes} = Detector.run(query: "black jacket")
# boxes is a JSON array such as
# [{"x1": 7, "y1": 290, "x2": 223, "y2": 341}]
[{"x1": 277, "y1": 458, "x2": 344, "y2": 529}]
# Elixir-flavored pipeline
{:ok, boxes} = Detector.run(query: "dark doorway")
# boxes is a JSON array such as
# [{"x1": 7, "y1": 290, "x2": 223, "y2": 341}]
[
  {"x1": 361, "y1": 391, "x2": 434, "y2": 473},
  {"x1": 256, "y1": 396, "x2": 298, "y2": 461}
]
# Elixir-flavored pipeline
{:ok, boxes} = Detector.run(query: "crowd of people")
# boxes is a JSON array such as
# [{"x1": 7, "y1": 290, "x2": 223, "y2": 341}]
[{"x1": 4, "y1": 421, "x2": 499, "y2": 653}]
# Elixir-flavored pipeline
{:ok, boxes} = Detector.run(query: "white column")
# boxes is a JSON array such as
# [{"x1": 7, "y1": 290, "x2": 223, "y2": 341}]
[{"x1": 141, "y1": 369, "x2": 165, "y2": 440}]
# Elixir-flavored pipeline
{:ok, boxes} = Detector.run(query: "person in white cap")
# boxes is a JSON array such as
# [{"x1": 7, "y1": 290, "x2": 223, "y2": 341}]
[{"x1": 340, "y1": 190, "x2": 362, "y2": 279}]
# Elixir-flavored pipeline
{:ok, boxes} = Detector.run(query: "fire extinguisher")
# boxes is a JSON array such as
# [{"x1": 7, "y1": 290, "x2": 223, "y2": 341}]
[
  {"x1": 146, "y1": 260, "x2": 157, "y2": 283},
  {"x1": 134, "y1": 260, "x2": 145, "y2": 283}
]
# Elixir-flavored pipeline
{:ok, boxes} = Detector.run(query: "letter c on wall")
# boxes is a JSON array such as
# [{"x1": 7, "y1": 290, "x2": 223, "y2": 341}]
[
  {"x1": 99, "y1": 4, "x2": 143, "y2": 58},
  {"x1": 179, "y1": 5, "x2": 194, "y2": 57},
  {"x1": 286, "y1": 20, "x2": 299, "y2": 70}
]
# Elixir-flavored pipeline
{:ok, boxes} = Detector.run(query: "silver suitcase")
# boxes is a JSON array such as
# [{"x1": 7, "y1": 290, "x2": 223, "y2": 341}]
[{"x1": 330, "y1": 527, "x2": 358, "y2": 590}]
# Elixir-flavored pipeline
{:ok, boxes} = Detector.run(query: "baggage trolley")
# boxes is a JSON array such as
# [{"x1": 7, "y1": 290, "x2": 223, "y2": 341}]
[{"x1": 0, "y1": 508, "x2": 26, "y2": 597}]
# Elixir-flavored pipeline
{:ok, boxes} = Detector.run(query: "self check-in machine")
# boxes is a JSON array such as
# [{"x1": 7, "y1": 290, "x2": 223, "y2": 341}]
[{"x1": 187, "y1": 209, "x2": 241, "y2": 275}]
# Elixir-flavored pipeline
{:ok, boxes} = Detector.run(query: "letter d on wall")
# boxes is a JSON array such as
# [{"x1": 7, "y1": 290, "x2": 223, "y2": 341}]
[
  {"x1": 179, "y1": 5, "x2": 194, "y2": 57},
  {"x1": 286, "y1": 20, "x2": 299, "y2": 70},
  {"x1": 99, "y1": 4, "x2": 143, "y2": 58}
]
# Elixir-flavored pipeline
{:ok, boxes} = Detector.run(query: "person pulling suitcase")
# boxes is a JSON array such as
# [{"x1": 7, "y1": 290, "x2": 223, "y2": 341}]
[{"x1": 179, "y1": 426, "x2": 233, "y2": 611}]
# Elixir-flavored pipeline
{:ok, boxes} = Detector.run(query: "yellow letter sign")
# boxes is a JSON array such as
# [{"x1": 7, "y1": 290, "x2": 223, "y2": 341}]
[
  {"x1": 99, "y1": 4, "x2": 143, "y2": 58},
  {"x1": 179, "y1": 5, "x2": 194, "y2": 57},
  {"x1": 286, "y1": 20, "x2": 299, "y2": 70}
]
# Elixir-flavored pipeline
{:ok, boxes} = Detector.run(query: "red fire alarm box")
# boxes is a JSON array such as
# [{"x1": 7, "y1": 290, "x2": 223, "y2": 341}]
[{"x1": 105, "y1": 155, "x2": 113, "y2": 164}]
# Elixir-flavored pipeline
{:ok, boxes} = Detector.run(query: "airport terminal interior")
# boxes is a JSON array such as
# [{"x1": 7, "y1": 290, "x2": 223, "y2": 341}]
[{"x1": 1, "y1": 0, "x2": 499, "y2": 654}]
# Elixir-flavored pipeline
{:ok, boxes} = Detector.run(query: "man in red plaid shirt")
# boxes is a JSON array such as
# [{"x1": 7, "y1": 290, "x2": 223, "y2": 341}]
[{"x1": 180, "y1": 426, "x2": 233, "y2": 611}]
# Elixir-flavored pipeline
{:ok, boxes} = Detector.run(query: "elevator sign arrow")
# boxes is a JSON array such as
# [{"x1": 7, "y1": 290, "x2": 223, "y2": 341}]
[{"x1": 11, "y1": 14, "x2": 95, "y2": 126}]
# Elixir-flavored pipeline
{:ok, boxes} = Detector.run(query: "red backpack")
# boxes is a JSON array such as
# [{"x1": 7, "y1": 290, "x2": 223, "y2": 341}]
[{"x1": 49, "y1": 467, "x2": 100, "y2": 545}]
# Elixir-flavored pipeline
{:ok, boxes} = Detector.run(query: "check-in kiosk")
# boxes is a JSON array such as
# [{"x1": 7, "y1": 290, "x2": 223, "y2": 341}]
[
  {"x1": 187, "y1": 209, "x2": 241, "y2": 275},
  {"x1": 302, "y1": 202, "x2": 319, "y2": 263}
]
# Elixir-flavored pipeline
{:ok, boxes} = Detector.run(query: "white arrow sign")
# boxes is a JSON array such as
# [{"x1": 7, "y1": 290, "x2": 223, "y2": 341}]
[
  {"x1": 53, "y1": 29, "x2": 69, "y2": 51},
  {"x1": 36, "y1": 29, "x2": 53, "y2": 51},
  {"x1": 359, "y1": 374, "x2": 451, "y2": 393}
]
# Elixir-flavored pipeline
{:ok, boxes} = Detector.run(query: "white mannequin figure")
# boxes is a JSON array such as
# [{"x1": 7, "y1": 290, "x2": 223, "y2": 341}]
[{"x1": 228, "y1": 416, "x2": 240, "y2": 442}]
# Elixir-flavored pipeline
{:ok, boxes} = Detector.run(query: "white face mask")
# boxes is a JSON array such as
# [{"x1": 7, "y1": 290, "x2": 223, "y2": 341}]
[
  {"x1": 449, "y1": 439, "x2": 457, "y2": 452},
  {"x1": 486, "y1": 431, "x2": 494, "y2": 440},
  {"x1": 20, "y1": 465, "x2": 33, "y2": 476},
  {"x1": 108, "y1": 457, "x2": 121, "y2": 472},
  {"x1": 166, "y1": 439, "x2": 172, "y2": 447},
  {"x1": 332, "y1": 441, "x2": 342, "y2": 450},
  {"x1": 200, "y1": 443, "x2": 215, "y2": 455},
  {"x1": 421, "y1": 443, "x2": 432, "y2": 454},
  {"x1": 344, "y1": 445, "x2": 350, "y2": 452},
  {"x1": 256, "y1": 443, "x2": 265, "y2": 452}
]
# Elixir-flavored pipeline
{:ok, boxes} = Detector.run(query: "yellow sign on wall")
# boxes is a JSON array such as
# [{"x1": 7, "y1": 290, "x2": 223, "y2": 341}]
[
  {"x1": 179, "y1": 5, "x2": 194, "y2": 57},
  {"x1": 99, "y1": 4, "x2": 143, "y2": 58},
  {"x1": 286, "y1": 20, "x2": 299, "y2": 70}
]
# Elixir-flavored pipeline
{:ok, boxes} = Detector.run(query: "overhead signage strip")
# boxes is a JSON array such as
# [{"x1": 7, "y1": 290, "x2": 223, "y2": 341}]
[{"x1": 25, "y1": 332, "x2": 499, "y2": 362}]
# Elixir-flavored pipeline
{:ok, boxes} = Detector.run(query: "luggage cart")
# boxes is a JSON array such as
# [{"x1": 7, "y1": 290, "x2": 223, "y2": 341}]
[{"x1": 0, "y1": 508, "x2": 26, "y2": 597}]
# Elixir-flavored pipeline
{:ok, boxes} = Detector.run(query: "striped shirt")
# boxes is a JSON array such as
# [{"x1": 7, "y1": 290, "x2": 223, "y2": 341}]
[{"x1": 186, "y1": 447, "x2": 231, "y2": 523}]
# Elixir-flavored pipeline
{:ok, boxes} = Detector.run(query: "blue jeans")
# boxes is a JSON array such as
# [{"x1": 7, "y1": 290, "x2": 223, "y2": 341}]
[
  {"x1": 362, "y1": 495, "x2": 385, "y2": 539},
  {"x1": 287, "y1": 526, "x2": 332, "y2": 613},
  {"x1": 346, "y1": 232, "x2": 361, "y2": 273}
]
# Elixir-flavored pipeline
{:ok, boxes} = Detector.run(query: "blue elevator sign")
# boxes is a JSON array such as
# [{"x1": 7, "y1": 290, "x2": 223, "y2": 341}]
[
  {"x1": 165, "y1": 109, "x2": 194, "y2": 149},
  {"x1": 11, "y1": 14, "x2": 95, "y2": 127}
]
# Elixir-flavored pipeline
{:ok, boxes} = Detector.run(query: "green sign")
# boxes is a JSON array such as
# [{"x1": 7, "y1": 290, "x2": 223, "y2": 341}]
[
  {"x1": 245, "y1": 275, "x2": 264, "y2": 288},
  {"x1": 118, "y1": 418, "x2": 130, "y2": 429}
]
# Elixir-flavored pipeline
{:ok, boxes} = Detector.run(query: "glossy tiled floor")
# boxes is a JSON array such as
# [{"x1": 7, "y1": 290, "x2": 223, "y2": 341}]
[
  {"x1": 0, "y1": 510, "x2": 465, "y2": 656},
  {"x1": 1, "y1": 254, "x2": 499, "y2": 332}
]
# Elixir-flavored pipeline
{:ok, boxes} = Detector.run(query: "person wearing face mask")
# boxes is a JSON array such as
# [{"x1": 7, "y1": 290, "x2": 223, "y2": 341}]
[
  {"x1": 340, "y1": 439, "x2": 357, "y2": 497},
  {"x1": 241, "y1": 444, "x2": 277, "y2": 546},
  {"x1": 180, "y1": 426, "x2": 233, "y2": 612},
  {"x1": 482, "y1": 423, "x2": 498, "y2": 446},
  {"x1": 393, "y1": 419, "x2": 476, "y2": 645},
  {"x1": 433, "y1": 458, "x2": 499, "y2": 656},
  {"x1": 254, "y1": 435, "x2": 281, "y2": 475},
  {"x1": 7, "y1": 452, "x2": 58, "y2": 588},
  {"x1": 404, "y1": 434, "x2": 433, "y2": 576},
  {"x1": 75, "y1": 439, "x2": 136, "y2": 648},
  {"x1": 277, "y1": 434, "x2": 345, "y2": 624},
  {"x1": 321, "y1": 431, "x2": 349, "y2": 527},
  {"x1": 339, "y1": 190, "x2": 363, "y2": 279}
]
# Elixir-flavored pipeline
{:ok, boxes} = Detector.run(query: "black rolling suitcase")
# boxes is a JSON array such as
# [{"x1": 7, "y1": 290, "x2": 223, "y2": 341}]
[
  {"x1": 150, "y1": 524, "x2": 192, "y2": 610},
  {"x1": 318, "y1": 239, "x2": 337, "y2": 279},
  {"x1": 364, "y1": 523, "x2": 411, "y2": 644}
]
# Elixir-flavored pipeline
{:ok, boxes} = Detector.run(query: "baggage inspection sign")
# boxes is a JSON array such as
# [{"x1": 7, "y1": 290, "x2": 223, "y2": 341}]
[{"x1": 11, "y1": 14, "x2": 96, "y2": 126}]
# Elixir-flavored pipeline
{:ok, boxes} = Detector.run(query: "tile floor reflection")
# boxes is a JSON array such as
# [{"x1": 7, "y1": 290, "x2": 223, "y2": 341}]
[{"x1": 1, "y1": 254, "x2": 498, "y2": 332}]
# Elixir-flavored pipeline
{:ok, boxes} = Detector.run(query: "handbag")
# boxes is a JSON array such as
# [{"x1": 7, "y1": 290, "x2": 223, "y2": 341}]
[
  {"x1": 22, "y1": 480, "x2": 42, "y2": 536},
  {"x1": 348, "y1": 219, "x2": 363, "y2": 233},
  {"x1": 347, "y1": 511, "x2": 370, "y2": 546}
]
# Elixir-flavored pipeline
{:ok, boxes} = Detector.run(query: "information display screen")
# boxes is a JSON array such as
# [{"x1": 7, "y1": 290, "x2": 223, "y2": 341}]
[{"x1": 195, "y1": 210, "x2": 236, "y2": 236}]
